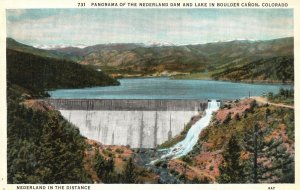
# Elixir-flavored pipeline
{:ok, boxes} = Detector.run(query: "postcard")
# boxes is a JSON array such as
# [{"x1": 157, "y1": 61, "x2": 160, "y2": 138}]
[{"x1": 0, "y1": 0, "x2": 299, "y2": 189}]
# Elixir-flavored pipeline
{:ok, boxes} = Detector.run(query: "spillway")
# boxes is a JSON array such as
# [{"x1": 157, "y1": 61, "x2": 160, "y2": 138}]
[{"x1": 152, "y1": 100, "x2": 220, "y2": 162}]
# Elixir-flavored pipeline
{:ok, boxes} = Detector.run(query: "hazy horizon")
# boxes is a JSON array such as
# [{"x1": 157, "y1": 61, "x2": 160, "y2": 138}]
[{"x1": 7, "y1": 36, "x2": 293, "y2": 50}]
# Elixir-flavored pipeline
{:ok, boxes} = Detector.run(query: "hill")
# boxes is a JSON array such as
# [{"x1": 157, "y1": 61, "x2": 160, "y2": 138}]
[
  {"x1": 7, "y1": 49, "x2": 119, "y2": 96},
  {"x1": 7, "y1": 84, "x2": 92, "y2": 183},
  {"x1": 6, "y1": 38, "x2": 76, "y2": 60},
  {"x1": 51, "y1": 37, "x2": 294, "y2": 82},
  {"x1": 160, "y1": 99, "x2": 294, "y2": 183},
  {"x1": 9, "y1": 37, "x2": 294, "y2": 82},
  {"x1": 6, "y1": 39, "x2": 120, "y2": 183},
  {"x1": 212, "y1": 56, "x2": 294, "y2": 83}
]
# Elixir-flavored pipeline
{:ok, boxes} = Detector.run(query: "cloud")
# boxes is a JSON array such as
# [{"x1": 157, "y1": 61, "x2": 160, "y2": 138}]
[{"x1": 6, "y1": 9, "x2": 293, "y2": 46}]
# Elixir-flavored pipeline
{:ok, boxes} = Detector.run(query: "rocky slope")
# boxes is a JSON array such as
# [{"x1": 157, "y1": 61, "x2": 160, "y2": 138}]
[{"x1": 157, "y1": 98, "x2": 294, "y2": 183}]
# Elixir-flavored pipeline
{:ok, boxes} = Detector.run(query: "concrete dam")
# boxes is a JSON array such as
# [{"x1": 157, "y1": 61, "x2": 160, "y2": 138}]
[{"x1": 43, "y1": 99, "x2": 213, "y2": 148}]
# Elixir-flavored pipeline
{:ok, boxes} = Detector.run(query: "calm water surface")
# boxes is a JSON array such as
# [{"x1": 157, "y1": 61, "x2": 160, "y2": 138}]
[{"x1": 49, "y1": 78, "x2": 292, "y2": 100}]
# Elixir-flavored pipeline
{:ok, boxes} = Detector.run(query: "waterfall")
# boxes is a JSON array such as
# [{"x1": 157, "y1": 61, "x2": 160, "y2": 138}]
[{"x1": 152, "y1": 100, "x2": 220, "y2": 163}]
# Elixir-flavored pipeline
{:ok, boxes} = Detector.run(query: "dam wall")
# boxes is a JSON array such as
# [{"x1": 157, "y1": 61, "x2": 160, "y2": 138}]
[
  {"x1": 42, "y1": 99, "x2": 219, "y2": 148},
  {"x1": 43, "y1": 99, "x2": 208, "y2": 111},
  {"x1": 59, "y1": 110, "x2": 198, "y2": 148}
]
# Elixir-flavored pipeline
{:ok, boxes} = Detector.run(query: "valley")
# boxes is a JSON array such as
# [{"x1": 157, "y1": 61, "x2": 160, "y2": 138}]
[
  {"x1": 8, "y1": 37, "x2": 294, "y2": 84},
  {"x1": 63, "y1": 37, "x2": 293, "y2": 83},
  {"x1": 6, "y1": 37, "x2": 294, "y2": 184}
]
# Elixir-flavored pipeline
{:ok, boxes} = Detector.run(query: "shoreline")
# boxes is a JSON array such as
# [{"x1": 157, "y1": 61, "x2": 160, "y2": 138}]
[{"x1": 114, "y1": 75, "x2": 293, "y2": 86}]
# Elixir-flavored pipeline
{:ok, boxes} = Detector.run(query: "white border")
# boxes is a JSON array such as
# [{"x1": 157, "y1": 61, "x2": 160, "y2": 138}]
[{"x1": 0, "y1": 0, "x2": 299, "y2": 190}]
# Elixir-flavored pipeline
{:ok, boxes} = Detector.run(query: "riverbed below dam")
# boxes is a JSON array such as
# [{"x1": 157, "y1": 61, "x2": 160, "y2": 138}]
[{"x1": 43, "y1": 99, "x2": 211, "y2": 148}]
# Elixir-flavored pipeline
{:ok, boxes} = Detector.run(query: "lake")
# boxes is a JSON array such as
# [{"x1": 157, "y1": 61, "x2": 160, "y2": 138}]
[{"x1": 49, "y1": 78, "x2": 292, "y2": 100}]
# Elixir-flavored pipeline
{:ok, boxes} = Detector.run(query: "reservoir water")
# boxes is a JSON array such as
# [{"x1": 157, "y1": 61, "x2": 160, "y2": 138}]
[{"x1": 49, "y1": 78, "x2": 292, "y2": 100}]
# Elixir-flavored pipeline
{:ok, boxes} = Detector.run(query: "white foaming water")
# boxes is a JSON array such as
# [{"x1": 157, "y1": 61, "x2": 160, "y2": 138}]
[{"x1": 152, "y1": 100, "x2": 220, "y2": 163}]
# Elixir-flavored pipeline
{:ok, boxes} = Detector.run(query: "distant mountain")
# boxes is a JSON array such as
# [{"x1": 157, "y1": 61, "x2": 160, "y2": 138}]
[
  {"x1": 65, "y1": 37, "x2": 293, "y2": 81},
  {"x1": 54, "y1": 43, "x2": 145, "y2": 57},
  {"x1": 146, "y1": 40, "x2": 175, "y2": 47},
  {"x1": 8, "y1": 37, "x2": 294, "y2": 83},
  {"x1": 34, "y1": 44, "x2": 87, "y2": 50}
]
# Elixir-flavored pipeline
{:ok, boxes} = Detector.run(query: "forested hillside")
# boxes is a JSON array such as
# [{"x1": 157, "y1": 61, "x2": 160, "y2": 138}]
[
  {"x1": 212, "y1": 56, "x2": 294, "y2": 83},
  {"x1": 7, "y1": 49, "x2": 119, "y2": 97},
  {"x1": 6, "y1": 46, "x2": 119, "y2": 183},
  {"x1": 7, "y1": 84, "x2": 91, "y2": 183},
  {"x1": 212, "y1": 101, "x2": 294, "y2": 183}
]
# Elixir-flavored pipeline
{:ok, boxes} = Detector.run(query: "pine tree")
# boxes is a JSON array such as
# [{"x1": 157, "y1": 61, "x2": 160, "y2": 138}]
[
  {"x1": 122, "y1": 157, "x2": 137, "y2": 183},
  {"x1": 93, "y1": 151, "x2": 106, "y2": 177},
  {"x1": 93, "y1": 151, "x2": 118, "y2": 183},
  {"x1": 242, "y1": 122, "x2": 294, "y2": 183},
  {"x1": 218, "y1": 135, "x2": 244, "y2": 183}
]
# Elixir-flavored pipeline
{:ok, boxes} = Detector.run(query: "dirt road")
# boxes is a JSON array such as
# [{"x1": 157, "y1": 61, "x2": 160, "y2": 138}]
[{"x1": 251, "y1": 96, "x2": 294, "y2": 109}]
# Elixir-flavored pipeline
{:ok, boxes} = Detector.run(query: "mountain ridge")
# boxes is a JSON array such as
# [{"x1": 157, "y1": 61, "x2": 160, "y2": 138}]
[{"x1": 7, "y1": 37, "x2": 294, "y2": 83}]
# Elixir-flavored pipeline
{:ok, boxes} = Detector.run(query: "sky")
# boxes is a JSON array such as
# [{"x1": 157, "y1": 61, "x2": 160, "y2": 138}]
[{"x1": 6, "y1": 9, "x2": 293, "y2": 47}]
